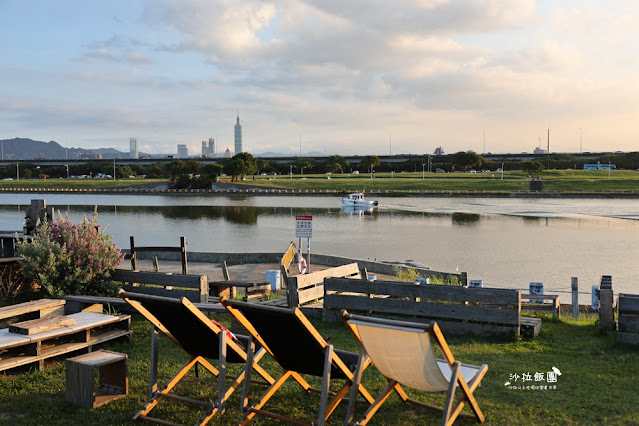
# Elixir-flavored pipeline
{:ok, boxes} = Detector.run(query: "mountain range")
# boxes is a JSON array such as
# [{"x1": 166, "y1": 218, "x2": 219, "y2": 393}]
[{"x1": 0, "y1": 138, "x2": 324, "y2": 160}]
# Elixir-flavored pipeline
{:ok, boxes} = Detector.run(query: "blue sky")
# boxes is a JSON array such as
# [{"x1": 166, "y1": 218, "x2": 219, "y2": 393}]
[{"x1": 2, "y1": 1, "x2": 638, "y2": 156}]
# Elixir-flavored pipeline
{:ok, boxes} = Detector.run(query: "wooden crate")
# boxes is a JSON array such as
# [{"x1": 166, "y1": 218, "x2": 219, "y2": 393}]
[
  {"x1": 65, "y1": 349, "x2": 128, "y2": 408},
  {"x1": 0, "y1": 312, "x2": 131, "y2": 373}
]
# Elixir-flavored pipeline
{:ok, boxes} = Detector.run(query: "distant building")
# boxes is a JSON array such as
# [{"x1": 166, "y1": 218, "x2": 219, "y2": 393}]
[
  {"x1": 177, "y1": 144, "x2": 188, "y2": 159},
  {"x1": 434, "y1": 146, "x2": 444, "y2": 155},
  {"x1": 533, "y1": 147, "x2": 547, "y2": 155},
  {"x1": 584, "y1": 163, "x2": 616, "y2": 170},
  {"x1": 208, "y1": 138, "x2": 215, "y2": 157},
  {"x1": 201, "y1": 141, "x2": 207, "y2": 156},
  {"x1": 234, "y1": 114, "x2": 242, "y2": 154},
  {"x1": 129, "y1": 137, "x2": 138, "y2": 159},
  {"x1": 224, "y1": 147, "x2": 231, "y2": 158}
]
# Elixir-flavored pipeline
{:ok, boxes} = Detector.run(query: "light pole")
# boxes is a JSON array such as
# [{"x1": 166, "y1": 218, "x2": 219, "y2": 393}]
[
  {"x1": 580, "y1": 128, "x2": 582, "y2": 154},
  {"x1": 289, "y1": 165, "x2": 292, "y2": 179},
  {"x1": 483, "y1": 129, "x2": 485, "y2": 154},
  {"x1": 16, "y1": 162, "x2": 19, "y2": 180},
  {"x1": 501, "y1": 163, "x2": 504, "y2": 180},
  {"x1": 428, "y1": 156, "x2": 432, "y2": 172},
  {"x1": 422, "y1": 163, "x2": 426, "y2": 179}
]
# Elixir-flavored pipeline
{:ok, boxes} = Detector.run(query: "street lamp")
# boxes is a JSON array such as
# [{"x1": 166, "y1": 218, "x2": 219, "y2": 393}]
[
  {"x1": 501, "y1": 163, "x2": 504, "y2": 180},
  {"x1": 580, "y1": 128, "x2": 582, "y2": 154},
  {"x1": 422, "y1": 163, "x2": 426, "y2": 179},
  {"x1": 16, "y1": 162, "x2": 19, "y2": 180},
  {"x1": 428, "y1": 156, "x2": 432, "y2": 172}
]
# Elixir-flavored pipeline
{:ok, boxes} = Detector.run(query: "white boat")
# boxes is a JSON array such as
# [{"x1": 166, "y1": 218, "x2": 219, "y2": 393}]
[{"x1": 340, "y1": 192, "x2": 378, "y2": 208}]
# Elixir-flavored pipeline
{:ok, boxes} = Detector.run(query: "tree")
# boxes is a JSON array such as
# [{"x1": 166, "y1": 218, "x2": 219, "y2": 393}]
[
  {"x1": 359, "y1": 155, "x2": 381, "y2": 173},
  {"x1": 292, "y1": 158, "x2": 313, "y2": 174},
  {"x1": 522, "y1": 161, "x2": 544, "y2": 178},
  {"x1": 225, "y1": 152, "x2": 258, "y2": 181},
  {"x1": 451, "y1": 151, "x2": 483, "y2": 171}
]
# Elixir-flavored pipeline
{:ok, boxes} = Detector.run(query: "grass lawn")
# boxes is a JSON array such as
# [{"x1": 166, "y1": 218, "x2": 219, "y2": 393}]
[
  {"x1": 2, "y1": 170, "x2": 639, "y2": 194},
  {"x1": 0, "y1": 312, "x2": 637, "y2": 425}
]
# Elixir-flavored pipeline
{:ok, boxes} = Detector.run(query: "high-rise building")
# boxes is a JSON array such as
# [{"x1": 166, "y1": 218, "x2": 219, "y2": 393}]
[
  {"x1": 177, "y1": 144, "x2": 188, "y2": 158},
  {"x1": 201, "y1": 141, "x2": 207, "y2": 156},
  {"x1": 208, "y1": 138, "x2": 215, "y2": 157},
  {"x1": 129, "y1": 137, "x2": 138, "y2": 159},
  {"x1": 234, "y1": 113, "x2": 242, "y2": 154}
]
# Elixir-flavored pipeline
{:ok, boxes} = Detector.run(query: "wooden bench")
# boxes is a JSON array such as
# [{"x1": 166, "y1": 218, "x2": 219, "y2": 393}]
[
  {"x1": 63, "y1": 295, "x2": 226, "y2": 315},
  {"x1": 617, "y1": 293, "x2": 639, "y2": 345},
  {"x1": 0, "y1": 299, "x2": 66, "y2": 326},
  {"x1": 112, "y1": 269, "x2": 209, "y2": 303},
  {"x1": 521, "y1": 293, "x2": 561, "y2": 318},
  {"x1": 287, "y1": 263, "x2": 363, "y2": 308},
  {"x1": 323, "y1": 277, "x2": 541, "y2": 338}
]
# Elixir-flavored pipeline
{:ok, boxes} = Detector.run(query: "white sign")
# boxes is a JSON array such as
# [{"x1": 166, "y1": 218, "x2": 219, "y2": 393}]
[{"x1": 296, "y1": 215, "x2": 313, "y2": 238}]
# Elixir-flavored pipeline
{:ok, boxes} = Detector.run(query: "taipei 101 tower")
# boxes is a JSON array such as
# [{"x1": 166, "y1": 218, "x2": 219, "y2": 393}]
[{"x1": 234, "y1": 112, "x2": 242, "y2": 154}]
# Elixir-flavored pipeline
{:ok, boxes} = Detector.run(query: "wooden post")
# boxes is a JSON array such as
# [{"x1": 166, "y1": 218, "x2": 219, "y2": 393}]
[
  {"x1": 288, "y1": 277, "x2": 300, "y2": 308},
  {"x1": 149, "y1": 326, "x2": 159, "y2": 397},
  {"x1": 222, "y1": 261, "x2": 231, "y2": 281},
  {"x1": 599, "y1": 276, "x2": 614, "y2": 331},
  {"x1": 129, "y1": 236, "x2": 137, "y2": 270},
  {"x1": 571, "y1": 277, "x2": 579, "y2": 319},
  {"x1": 180, "y1": 236, "x2": 188, "y2": 274}
]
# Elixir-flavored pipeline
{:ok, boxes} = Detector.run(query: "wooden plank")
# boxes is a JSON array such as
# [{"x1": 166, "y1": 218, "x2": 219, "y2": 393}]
[
  {"x1": 618, "y1": 331, "x2": 639, "y2": 345},
  {"x1": 618, "y1": 314, "x2": 639, "y2": 333},
  {"x1": 9, "y1": 316, "x2": 77, "y2": 335},
  {"x1": 324, "y1": 294, "x2": 520, "y2": 325},
  {"x1": 294, "y1": 263, "x2": 361, "y2": 291},
  {"x1": 120, "y1": 284, "x2": 201, "y2": 302},
  {"x1": 324, "y1": 278, "x2": 520, "y2": 305},
  {"x1": 0, "y1": 299, "x2": 66, "y2": 321},
  {"x1": 112, "y1": 269, "x2": 206, "y2": 289},
  {"x1": 298, "y1": 286, "x2": 325, "y2": 306},
  {"x1": 129, "y1": 246, "x2": 183, "y2": 253},
  {"x1": 618, "y1": 294, "x2": 639, "y2": 316}
]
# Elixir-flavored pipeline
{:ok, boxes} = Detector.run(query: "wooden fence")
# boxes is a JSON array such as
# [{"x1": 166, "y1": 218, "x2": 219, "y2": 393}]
[
  {"x1": 287, "y1": 263, "x2": 362, "y2": 308},
  {"x1": 112, "y1": 269, "x2": 208, "y2": 303},
  {"x1": 323, "y1": 277, "x2": 525, "y2": 336},
  {"x1": 618, "y1": 293, "x2": 639, "y2": 345},
  {"x1": 129, "y1": 236, "x2": 188, "y2": 274}
]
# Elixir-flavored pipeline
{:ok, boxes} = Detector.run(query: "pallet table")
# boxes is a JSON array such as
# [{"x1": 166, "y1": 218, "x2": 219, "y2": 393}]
[{"x1": 0, "y1": 312, "x2": 131, "y2": 373}]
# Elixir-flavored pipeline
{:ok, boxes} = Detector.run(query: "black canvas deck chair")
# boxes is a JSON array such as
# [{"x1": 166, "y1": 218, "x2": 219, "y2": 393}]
[
  {"x1": 118, "y1": 290, "x2": 275, "y2": 425},
  {"x1": 220, "y1": 298, "x2": 375, "y2": 425},
  {"x1": 343, "y1": 312, "x2": 488, "y2": 426}
]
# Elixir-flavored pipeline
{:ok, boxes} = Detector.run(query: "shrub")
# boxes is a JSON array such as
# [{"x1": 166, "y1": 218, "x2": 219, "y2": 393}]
[{"x1": 16, "y1": 212, "x2": 124, "y2": 297}]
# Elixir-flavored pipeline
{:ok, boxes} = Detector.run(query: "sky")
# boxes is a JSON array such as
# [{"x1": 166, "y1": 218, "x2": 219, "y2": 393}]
[{"x1": 2, "y1": 0, "x2": 638, "y2": 156}]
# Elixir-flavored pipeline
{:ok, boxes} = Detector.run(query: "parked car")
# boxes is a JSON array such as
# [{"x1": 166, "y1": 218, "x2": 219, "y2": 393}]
[{"x1": 469, "y1": 169, "x2": 477, "y2": 173}]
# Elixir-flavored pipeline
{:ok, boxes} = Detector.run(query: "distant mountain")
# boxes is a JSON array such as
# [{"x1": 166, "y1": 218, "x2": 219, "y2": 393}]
[{"x1": 0, "y1": 138, "x2": 134, "y2": 160}]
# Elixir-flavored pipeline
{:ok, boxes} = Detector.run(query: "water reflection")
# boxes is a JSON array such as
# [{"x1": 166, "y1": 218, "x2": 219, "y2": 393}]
[{"x1": 451, "y1": 213, "x2": 481, "y2": 226}]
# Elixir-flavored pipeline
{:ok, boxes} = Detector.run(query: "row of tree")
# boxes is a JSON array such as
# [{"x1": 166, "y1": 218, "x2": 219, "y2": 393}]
[{"x1": 1, "y1": 151, "x2": 637, "y2": 187}]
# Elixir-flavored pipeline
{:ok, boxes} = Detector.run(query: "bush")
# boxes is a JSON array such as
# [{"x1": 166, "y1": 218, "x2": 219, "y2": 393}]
[{"x1": 16, "y1": 212, "x2": 124, "y2": 297}]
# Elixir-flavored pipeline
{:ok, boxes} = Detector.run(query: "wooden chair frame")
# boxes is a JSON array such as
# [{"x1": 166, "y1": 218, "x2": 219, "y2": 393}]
[
  {"x1": 221, "y1": 298, "x2": 374, "y2": 426},
  {"x1": 342, "y1": 311, "x2": 488, "y2": 426},
  {"x1": 118, "y1": 290, "x2": 275, "y2": 425}
]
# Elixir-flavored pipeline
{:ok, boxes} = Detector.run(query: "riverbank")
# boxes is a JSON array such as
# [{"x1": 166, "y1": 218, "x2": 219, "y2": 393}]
[{"x1": 2, "y1": 184, "x2": 639, "y2": 198}]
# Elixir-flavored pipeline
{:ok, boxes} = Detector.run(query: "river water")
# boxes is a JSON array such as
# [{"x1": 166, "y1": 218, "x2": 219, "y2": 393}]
[{"x1": 2, "y1": 193, "x2": 638, "y2": 303}]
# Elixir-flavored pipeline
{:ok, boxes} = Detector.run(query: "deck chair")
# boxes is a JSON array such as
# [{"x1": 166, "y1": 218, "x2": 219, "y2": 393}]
[
  {"x1": 220, "y1": 298, "x2": 375, "y2": 426},
  {"x1": 118, "y1": 290, "x2": 275, "y2": 425},
  {"x1": 342, "y1": 312, "x2": 488, "y2": 426}
]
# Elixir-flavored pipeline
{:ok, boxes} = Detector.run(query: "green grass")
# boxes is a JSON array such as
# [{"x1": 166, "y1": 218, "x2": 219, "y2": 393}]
[
  {"x1": 236, "y1": 170, "x2": 639, "y2": 193},
  {"x1": 0, "y1": 313, "x2": 637, "y2": 425},
  {"x1": 0, "y1": 178, "x2": 166, "y2": 190},
  {"x1": 2, "y1": 170, "x2": 639, "y2": 194}
]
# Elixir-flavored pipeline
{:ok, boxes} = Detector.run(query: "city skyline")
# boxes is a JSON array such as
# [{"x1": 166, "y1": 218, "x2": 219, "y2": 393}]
[{"x1": 2, "y1": 1, "x2": 639, "y2": 156}]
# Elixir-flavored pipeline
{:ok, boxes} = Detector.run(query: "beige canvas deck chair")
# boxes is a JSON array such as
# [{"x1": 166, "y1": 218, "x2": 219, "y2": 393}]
[
  {"x1": 343, "y1": 312, "x2": 488, "y2": 426},
  {"x1": 221, "y1": 298, "x2": 375, "y2": 426},
  {"x1": 118, "y1": 290, "x2": 275, "y2": 425}
]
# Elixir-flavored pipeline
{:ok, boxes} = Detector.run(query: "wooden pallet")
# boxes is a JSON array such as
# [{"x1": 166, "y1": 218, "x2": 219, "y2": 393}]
[{"x1": 0, "y1": 312, "x2": 131, "y2": 373}]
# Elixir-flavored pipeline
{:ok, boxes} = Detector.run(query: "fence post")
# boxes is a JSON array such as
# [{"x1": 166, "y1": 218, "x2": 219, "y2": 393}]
[
  {"x1": 129, "y1": 236, "x2": 137, "y2": 270},
  {"x1": 599, "y1": 275, "x2": 614, "y2": 331},
  {"x1": 180, "y1": 236, "x2": 188, "y2": 274},
  {"x1": 571, "y1": 277, "x2": 579, "y2": 319}
]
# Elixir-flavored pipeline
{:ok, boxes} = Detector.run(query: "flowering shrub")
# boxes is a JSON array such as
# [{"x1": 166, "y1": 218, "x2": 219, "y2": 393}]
[{"x1": 16, "y1": 212, "x2": 124, "y2": 297}]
